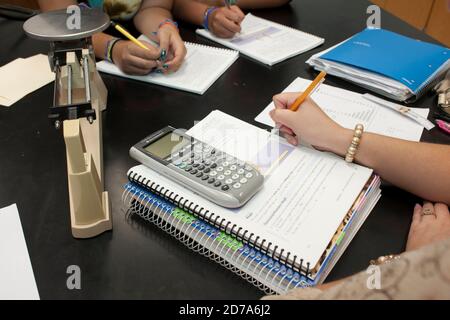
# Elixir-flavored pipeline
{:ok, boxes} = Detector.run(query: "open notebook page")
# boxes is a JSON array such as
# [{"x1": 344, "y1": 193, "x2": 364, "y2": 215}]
[
  {"x1": 255, "y1": 77, "x2": 429, "y2": 142},
  {"x1": 131, "y1": 110, "x2": 372, "y2": 268},
  {"x1": 97, "y1": 37, "x2": 238, "y2": 95},
  {"x1": 196, "y1": 13, "x2": 324, "y2": 66}
]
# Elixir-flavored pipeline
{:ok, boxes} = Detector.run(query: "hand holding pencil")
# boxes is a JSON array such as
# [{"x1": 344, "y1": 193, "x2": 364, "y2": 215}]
[{"x1": 269, "y1": 72, "x2": 347, "y2": 149}]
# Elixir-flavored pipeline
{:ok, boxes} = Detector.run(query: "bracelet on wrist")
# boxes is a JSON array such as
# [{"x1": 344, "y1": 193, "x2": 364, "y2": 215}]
[
  {"x1": 370, "y1": 254, "x2": 400, "y2": 266},
  {"x1": 158, "y1": 19, "x2": 179, "y2": 31},
  {"x1": 345, "y1": 124, "x2": 364, "y2": 163},
  {"x1": 106, "y1": 38, "x2": 122, "y2": 64},
  {"x1": 203, "y1": 7, "x2": 218, "y2": 30}
]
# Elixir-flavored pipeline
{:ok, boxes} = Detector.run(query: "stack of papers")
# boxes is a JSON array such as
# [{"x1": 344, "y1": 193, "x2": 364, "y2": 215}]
[
  {"x1": 306, "y1": 28, "x2": 450, "y2": 102},
  {"x1": 255, "y1": 77, "x2": 429, "y2": 142},
  {"x1": 0, "y1": 54, "x2": 54, "y2": 107}
]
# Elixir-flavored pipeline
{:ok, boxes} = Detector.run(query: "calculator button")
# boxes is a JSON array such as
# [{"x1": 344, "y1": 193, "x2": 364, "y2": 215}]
[
  {"x1": 216, "y1": 166, "x2": 224, "y2": 172},
  {"x1": 204, "y1": 161, "x2": 211, "y2": 166},
  {"x1": 225, "y1": 179, "x2": 233, "y2": 185},
  {"x1": 232, "y1": 174, "x2": 240, "y2": 180},
  {"x1": 224, "y1": 170, "x2": 232, "y2": 176},
  {"x1": 217, "y1": 175, "x2": 225, "y2": 180},
  {"x1": 185, "y1": 166, "x2": 192, "y2": 172},
  {"x1": 190, "y1": 169, "x2": 198, "y2": 175},
  {"x1": 229, "y1": 165, "x2": 237, "y2": 171},
  {"x1": 240, "y1": 178, "x2": 248, "y2": 184},
  {"x1": 237, "y1": 169, "x2": 245, "y2": 175},
  {"x1": 222, "y1": 161, "x2": 229, "y2": 167},
  {"x1": 245, "y1": 172, "x2": 253, "y2": 179},
  {"x1": 194, "y1": 155, "x2": 201, "y2": 161},
  {"x1": 203, "y1": 168, "x2": 211, "y2": 173},
  {"x1": 208, "y1": 178, "x2": 215, "y2": 184},
  {"x1": 214, "y1": 182, "x2": 222, "y2": 187},
  {"x1": 198, "y1": 165, "x2": 205, "y2": 170},
  {"x1": 209, "y1": 171, "x2": 217, "y2": 176},
  {"x1": 244, "y1": 165, "x2": 253, "y2": 171},
  {"x1": 178, "y1": 163, "x2": 187, "y2": 169},
  {"x1": 233, "y1": 183, "x2": 241, "y2": 189},
  {"x1": 210, "y1": 163, "x2": 217, "y2": 169},
  {"x1": 201, "y1": 175, "x2": 209, "y2": 181},
  {"x1": 221, "y1": 185, "x2": 230, "y2": 191},
  {"x1": 226, "y1": 156, "x2": 234, "y2": 162},
  {"x1": 192, "y1": 163, "x2": 199, "y2": 168},
  {"x1": 210, "y1": 149, "x2": 216, "y2": 155},
  {"x1": 190, "y1": 153, "x2": 195, "y2": 158},
  {"x1": 196, "y1": 172, "x2": 203, "y2": 178}
]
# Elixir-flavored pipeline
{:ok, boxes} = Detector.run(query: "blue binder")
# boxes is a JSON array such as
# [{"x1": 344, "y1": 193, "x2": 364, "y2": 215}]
[{"x1": 321, "y1": 28, "x2": 449, "y2": 96}]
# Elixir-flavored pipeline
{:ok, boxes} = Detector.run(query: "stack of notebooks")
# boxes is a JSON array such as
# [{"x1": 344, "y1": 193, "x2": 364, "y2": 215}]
[
  {"x1": 122, "y1": 110, "x2": 381, "y2": 294},
  {"x1": 307, "y1": 28, "x2": 450, "y2": 102}
]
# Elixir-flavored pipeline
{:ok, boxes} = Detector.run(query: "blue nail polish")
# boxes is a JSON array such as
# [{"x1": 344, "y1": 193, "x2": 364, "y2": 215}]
[
  {"x1": 160, "y1": 49, "x2": 167, "y2": 62},
  {"x1": 163, "y1": 64, "x2": 169, "y2": 69},
  {"x1": 156, "y1": 69, "x2": 163, "y2": 74}
]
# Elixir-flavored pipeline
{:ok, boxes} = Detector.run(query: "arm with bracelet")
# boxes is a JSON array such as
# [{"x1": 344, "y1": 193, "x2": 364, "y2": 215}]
[
  {"x1": 269, "y1": 92, "x2": 450, "y2": 205},
  {"x1": 173, "y1": 0, "x2": 244, "y2": 38}
]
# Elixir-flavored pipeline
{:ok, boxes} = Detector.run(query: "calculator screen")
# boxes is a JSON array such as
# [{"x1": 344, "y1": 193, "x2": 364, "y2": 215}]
[{"x1": 144, "y1": 132, "x2": 190, "y2": 160}]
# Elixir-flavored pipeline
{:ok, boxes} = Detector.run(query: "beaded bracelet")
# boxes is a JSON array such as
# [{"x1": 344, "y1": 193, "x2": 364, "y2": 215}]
[
  {"x1": 203, "y1": 7, "x2": 218, "y2": 30},
  {"x1": 345, "y1": 124, "x2": 364, "y2": 163}
]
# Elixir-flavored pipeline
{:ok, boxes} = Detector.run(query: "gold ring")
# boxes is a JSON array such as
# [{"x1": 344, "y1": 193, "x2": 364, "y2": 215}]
[{"x1": 421, "y1": 207, "x2": 436, "y2": 217}]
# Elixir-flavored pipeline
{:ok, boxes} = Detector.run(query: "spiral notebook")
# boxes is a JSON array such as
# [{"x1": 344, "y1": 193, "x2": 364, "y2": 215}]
[
  {"x1": 196, "y1": 13, "x2": 324, "y2": 66},
  {"x1": 122, "y1": 111, "x2": 382, "y2": 294},
  {"x1": 97, "y1": 37, "x2": 238, "y2": 94}
]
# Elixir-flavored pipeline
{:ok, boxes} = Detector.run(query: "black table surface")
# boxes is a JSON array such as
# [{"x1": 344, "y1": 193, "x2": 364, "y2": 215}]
[{"x1": 1, "y1": 0, "x2": 449, "y2": 299}]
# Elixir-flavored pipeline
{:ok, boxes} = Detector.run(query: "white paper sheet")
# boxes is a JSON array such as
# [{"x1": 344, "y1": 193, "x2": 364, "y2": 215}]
[
  {"x1": 0, "y1": 54, "x2": 54, "y2": 107},
  {"x1": 97, "y1": 38, "x2": 238, "y2": 95},
  {"x1": 196, "y1": 14, "x2": 324, "y2": 66},
  {"x1": 255, "y1": 77, "x2": 429, "y2": 142},
  {"x1": 0, "y1": 204, "x2": 40, "y2": 300}
]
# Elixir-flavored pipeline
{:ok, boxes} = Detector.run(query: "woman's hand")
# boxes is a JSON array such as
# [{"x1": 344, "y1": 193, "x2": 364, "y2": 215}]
[
  {"x1": 209, "y1": 6, "x2": 245, "y2": 38},
  {"x1": 157, "y1": 23, "x2": 187, "y2": 73},
  {"x1": 406, "y1": 202, "x2": 450, "y2": 251},
  {"x1": 112, "y1": 40, "x2": 160, "y2": 75},
  {"x1": 269, "y1": 92, "x2": 348, "y2": 152}
]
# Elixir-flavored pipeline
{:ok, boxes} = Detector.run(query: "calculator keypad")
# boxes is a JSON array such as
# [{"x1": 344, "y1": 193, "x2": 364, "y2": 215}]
[{"x1": 170, "y1": 142, "x2": 259, "y2": 193}]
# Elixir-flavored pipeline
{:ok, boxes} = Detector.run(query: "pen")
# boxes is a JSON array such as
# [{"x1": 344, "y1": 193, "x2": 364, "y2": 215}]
[
  {"x1": 110, "y1": 21, "x2": 149, "y2": 51},
  {"x1": 271, "y1": 71, "x2": 326, "y2": 135},
  {"x1": 436, "y1": 119, "x2": 450, "y2": 135}
]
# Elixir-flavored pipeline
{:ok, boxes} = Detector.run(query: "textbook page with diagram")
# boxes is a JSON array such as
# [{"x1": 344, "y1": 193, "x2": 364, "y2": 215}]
[{"x1": 196, "y1": 13, "x2": 324, "y2": 66}]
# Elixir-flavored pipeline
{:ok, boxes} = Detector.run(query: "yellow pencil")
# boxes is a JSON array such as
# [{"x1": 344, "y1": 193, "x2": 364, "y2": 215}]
[
  {"x1": 289, "y1": 71, "x2": 326, "y2": 111},
  {"x1": 111, "y1": 21, "x2": 149, "y2": 51}
]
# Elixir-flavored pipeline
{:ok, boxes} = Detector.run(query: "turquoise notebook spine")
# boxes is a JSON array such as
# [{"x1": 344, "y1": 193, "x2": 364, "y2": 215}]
[{"x1": 122, "y1": 182, "x2": 314, "y2": 294}]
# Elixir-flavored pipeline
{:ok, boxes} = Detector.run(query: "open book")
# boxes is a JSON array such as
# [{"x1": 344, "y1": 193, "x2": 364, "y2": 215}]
[
  {"x1": 97, "y1": 36, "x2": 238, "y2": 95},
  {"x1": 123, "y1": 111, "x2": 381, "y2": 294},
  {"x1": 196, "y1": 13, "x2": 324, "y2": 66}
]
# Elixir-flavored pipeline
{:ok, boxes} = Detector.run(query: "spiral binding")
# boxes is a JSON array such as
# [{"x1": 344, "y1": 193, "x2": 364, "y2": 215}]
[
  {"x1": 128, "y1": 170, "x2": 312, "y2": 277},
  {"x1": 123, "y1": 182, "x2": 312, "y2": 295}
]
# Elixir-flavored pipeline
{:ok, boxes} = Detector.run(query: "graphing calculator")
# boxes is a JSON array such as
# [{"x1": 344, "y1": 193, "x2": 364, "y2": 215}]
[{"x1": 130, "y1": 126, "x2": 264, "y2": 208}]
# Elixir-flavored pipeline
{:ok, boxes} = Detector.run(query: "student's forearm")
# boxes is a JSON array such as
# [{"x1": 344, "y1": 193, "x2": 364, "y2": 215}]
[
  {"x1": 197, "y1": 0, "x2": 291, "y2": 9},
  {"x1": 173, "y1": 0, "x2": 207, "y2": 26},
  {"x1": 134, "y1": 1, "x2": 174, "y2": 41},
  {"x1": 328, "y1": 129, "x2": 450, "y2": 205}
]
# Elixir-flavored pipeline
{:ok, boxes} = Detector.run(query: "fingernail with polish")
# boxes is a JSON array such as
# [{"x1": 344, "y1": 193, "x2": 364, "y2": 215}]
[
  {"x1": 155, "y1": 69, "x2": 163, "y2": 74},
  {"x1": 160, "y1": 49, "x2": 167, "y2": 61},
  {"x1": 163, "y1": 64, "x2": 169, "y2": 69}
]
